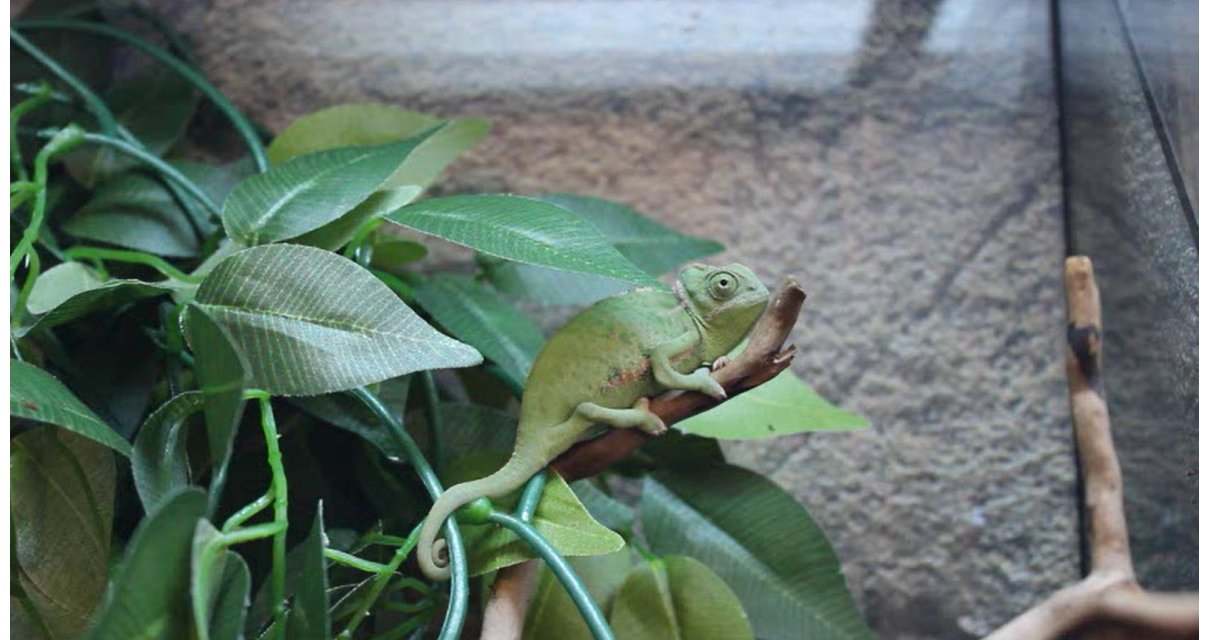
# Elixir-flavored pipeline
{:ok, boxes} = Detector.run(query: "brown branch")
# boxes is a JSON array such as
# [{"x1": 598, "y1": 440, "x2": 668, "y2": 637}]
[
  {"x1": 480, "y1": 278, "x2": 807, "y2": 639},
  {"x1": 985, "y1": 257, "x2": 1197, "y2": 640}
]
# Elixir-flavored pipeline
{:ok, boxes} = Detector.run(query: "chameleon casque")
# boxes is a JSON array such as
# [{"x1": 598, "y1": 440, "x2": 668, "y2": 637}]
[{"x1": 417, "y1": 262, "x2": 770, "y2": 580}]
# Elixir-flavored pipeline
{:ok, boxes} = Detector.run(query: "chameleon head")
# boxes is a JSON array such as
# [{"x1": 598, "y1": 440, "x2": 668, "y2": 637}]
[{"x1": 676, "y1": 262, "x2": 770, "y2": 332}]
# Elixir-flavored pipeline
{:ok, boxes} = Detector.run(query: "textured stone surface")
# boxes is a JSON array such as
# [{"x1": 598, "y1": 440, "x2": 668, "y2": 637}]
[{"x1": 151, "y1": 1, "x2": 1079, "y2": 636}]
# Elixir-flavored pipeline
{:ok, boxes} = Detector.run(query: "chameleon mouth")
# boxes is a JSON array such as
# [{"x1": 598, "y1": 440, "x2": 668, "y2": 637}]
[{"x1": 673, "y1": 279, "x2": 689, "y2": 305}]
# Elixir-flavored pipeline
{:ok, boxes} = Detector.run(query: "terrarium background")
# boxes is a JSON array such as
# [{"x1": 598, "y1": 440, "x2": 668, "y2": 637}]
[{"x1": 125, "y1": 1, "x2": 1201, "y2": 638}]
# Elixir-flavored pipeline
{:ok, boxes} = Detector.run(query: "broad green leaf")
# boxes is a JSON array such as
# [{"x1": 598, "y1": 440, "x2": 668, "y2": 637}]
[
  {"x1": 18, "y1": 262, "x2": 174, "y2": 336},
  {"x1": 191, "y1": 521, "x2": 251, "y2": 640},
  {"x1": 609, "y1": 556, "x2": 753, "y2": 640},
  {"x1": 292, "y1": 185, "x2": 422, "y2": 251},
  {"x1": 87, "y1": 488, "x2": 207, "y2": 640},
  {"x1": 132, "y1": 391, "x2": 205, "y2": 512},
  {"x1": 183, "y1": 305, "x2": 250, "y2": 481},
  {"x1": 191, "y1": 245, "x2": 481, "y2": 396},
  {"x1": 410, "y1": 402, "x2": 519, "y2": 470},
  {"x1": 413, "y1": 275, "x2": 544, "y2": 390},
  {"x1": 445, "y1": 453, "x2": 623, "y2": 575},
  {"x1": 65, "y1": 65, "x2": 198, "y2": 186},
  {"x1": 523, "y1": 548, "x2": 634, "y2": 640},
  {"x1": 636, "y1": 429, "x2": 724, "y2": 471},
  {"x1": 267, "y1": 103, "x2": 489, "y2": 190},
  {"x1": 384, "y1": 195, "x2": 657, "y2": 286},
  {"x1": 289, "y1": 375, "x2": 412, "y2": 458},
  {"x1": 11, "y1": 359, "x2": 131, "y2": 456},
  {"x1": 641, "y1": 464, "x2": 872, "y2": 640},
  {"x1": 482, "y1": 194, "x2": 723, "y2": 306},
  {"x1": 285, "y1": 505, "x2": 330, "y2": 639},
  {"x1": 12, "y1": 428, "x2": 115, "y2": 639},
  {"x1": 371, "y1": 237, "x2": 428, "y2": 272},
  {"x1": 62, "y1": 171, "x2": 202, "y2": 257},
  {"x1": 676, "y1": 370, "x2": 868, "y2": 439},
  {"x1": 222, "y1": 134, "x2": 440, "y2": 246},
  {"x1": 570, "y1": 480, "x2": 635, "y2": 533}
]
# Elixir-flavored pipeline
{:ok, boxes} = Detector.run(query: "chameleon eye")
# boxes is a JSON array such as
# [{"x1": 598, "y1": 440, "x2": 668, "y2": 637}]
[{"x1": 708, "y1": 272, "x2": 737, "y2": 299}]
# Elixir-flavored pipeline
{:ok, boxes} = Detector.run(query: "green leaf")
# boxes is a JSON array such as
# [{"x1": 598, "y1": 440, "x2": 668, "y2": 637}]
[
  {"x1": 641, "y1": 464, "x2": 872, "y2": 640},
  {"x1": 570, "y1": 480, "x2": 635, "y2": 533},
  {"x1": 87, "y1": 488, "x2": 207, "y2": 640},
  {"x1": 411, "y1": 402, "x2": 519, "y2": 470},
  {"x1": 370, "y1": 237, "x2": 428, "y2": 272},
  {"x1": 65, "y1": 65, "x2": 199, "y2": 187},
  {"x1": 223, "y1": 133, "x2": 441, "y2": 246},
  {"x1": 191, "y1": 520, "x2": 251, "y2": 640},
  {"x1": 285, "y1": 505, "x2": 330, "y2": 639},
  {"x1": 445, "y1": 453, "x2": 623, "y2": 576},
  {"x1": 183, "y1": 305, "x2": 250, "y2": 480},
  {"x1": 413, "y1": 275, "x2": 544, "y2": 390},
  {"x1": 11, "y1": 359, "x2": 131, "y2": 456},
  {"x1": 266, "y1": 103, "x2": 489, "y2": 191},
  {"x1": 676, "y1": 370, "x2": 868, "y2": 439},
  {"x1": 609, "y1": 556, "x2": 753, "y2": 640},
  {"x1": 292, "y1": 186, "x2": 422, "y2": 251},
  {"x1": 482, "y1": 194, "x2": 723, "y2": 305},
  {"x1": 191, "y1": 244, "x2": 481, "y2": 396},
  {"x1": 18, "y1": 262, "x2": 174, "y2": 336},
  {"x1": 384, "y1": 195, "x2": 657, "y2": 286},
  {"x1": 12, "y1": 428, "x2": 115, "y2": 639},
  {"x1": 62, "y1": 171, "x2": 202, "y2": 258},
  {"x1": 523, "y1": 549, "x2": 634, "y2": 640},
  {"x1": 636, "y1": 429, "x2": 724, "y2": 471},
  {"x1": 289, "y1": 376, "x2": 412, "y2": 458},
  {"x1": 132, "y1": 392, "x2": 205, "y2": 512}
]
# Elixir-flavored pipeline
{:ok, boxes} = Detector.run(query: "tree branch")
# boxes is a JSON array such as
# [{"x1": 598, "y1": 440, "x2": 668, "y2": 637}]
[
  {"x1": 985, "y1": 257, "x2": 1197, "y2": 640},
  {"x1": 480, "y1": 278, "x2": 807, "y2": 639}
]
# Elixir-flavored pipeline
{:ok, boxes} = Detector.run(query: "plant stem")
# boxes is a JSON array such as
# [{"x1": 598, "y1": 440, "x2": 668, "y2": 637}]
[
  {"x1": 324, "y1": 548, "x2": 391, "y2": 574},
  {"x1": 222, "y1": 492, "x2": 274, "y2": 533},
  {"x1": 15, "y1": 19, "x2": 270, "y2": 172},
  {"x1": 220, "y1": 521, "x2": 285, "y2": 546},
  {"x1": 10, "y1": 30, "x2": 118, "y2": 136},
  {"x1": 10, "y1": 82, "x2": 53, "y2": 181},
  {"x1": 12, "y1": 250, "x2": 40, "y2": 327},
  {"x1": 257, "y1": 396, "x2": 289, "y2": 640},
  {"x1": 338, "y1": 524, "x2": 423, "y2": 640},
  {"x1": 349, "y1": 387, "x2": 470, "y2": 640},
  {"x1": 486, "y1": 511, "x2": 614, "y2": 640},
  {"x1": 10, "y1": 125, "x2": 85, "y2": 279},
  {"x1": 373, "y1": 269, "x2": 416, "y2": 303},
  {"x1": 515, "y1": 471, "x2": 547, "y2": 523},
  {"x1": 77, "y1": 132, "x2": 223, "y2": 218},
  {"x1": 419, "y1": 371, "x2": 444, "y2": 476},
  {"x1": 63, "y1": 246, "x2": 204, "y2": 284}
]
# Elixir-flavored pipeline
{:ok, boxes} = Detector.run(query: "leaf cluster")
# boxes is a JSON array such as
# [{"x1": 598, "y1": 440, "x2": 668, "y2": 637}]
[{"x1": 10, "y1": 5, "x2": 871, "y2": 639}]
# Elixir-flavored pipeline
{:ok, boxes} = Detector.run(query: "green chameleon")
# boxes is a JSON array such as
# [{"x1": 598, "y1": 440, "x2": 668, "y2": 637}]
[{"x1": 417, "y1": 263, "x2": 770, "y2": 580}]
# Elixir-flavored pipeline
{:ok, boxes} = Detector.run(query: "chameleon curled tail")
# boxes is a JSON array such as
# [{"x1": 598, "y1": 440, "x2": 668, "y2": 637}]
[{"x1": 417, "y1": 452, "x2": 545, "y2": 581}]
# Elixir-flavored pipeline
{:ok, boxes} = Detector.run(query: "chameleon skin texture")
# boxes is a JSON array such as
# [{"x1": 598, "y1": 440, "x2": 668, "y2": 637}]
[{"x1": 417, "y1": 263, "x2": 769, "y2": 580}]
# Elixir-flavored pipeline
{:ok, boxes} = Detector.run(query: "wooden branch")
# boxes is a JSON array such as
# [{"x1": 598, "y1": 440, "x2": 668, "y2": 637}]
[
  {"x1": 480, "y1": 278, "x2": 807, "y2": 639},
  {"x1": 985, "y1": 257, "x2": 1197, "y2": 640}
]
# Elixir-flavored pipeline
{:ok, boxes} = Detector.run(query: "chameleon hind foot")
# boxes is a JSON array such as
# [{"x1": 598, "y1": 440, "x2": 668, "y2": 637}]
[{"x1": 575, "y1": 398, "x2": 667, "y2": 436}]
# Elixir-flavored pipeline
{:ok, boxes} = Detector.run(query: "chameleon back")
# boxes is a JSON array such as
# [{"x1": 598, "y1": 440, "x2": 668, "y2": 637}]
[{"x1": 516, "y1": 287, "x2": 699, "y2": 442}]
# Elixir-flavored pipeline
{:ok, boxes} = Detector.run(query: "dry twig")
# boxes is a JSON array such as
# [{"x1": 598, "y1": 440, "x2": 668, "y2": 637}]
[
  {"x1": 480, "y1": 278, "x2": 807, "y2": 639},
  {"x1": 984, "y1": 257, "x2": 1197, "y2": 640}
]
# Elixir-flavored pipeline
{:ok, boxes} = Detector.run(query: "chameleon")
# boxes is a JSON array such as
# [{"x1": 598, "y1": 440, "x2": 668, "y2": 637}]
[{"x1": 417, "y1": 262, "x2": 770, "y2": 580}]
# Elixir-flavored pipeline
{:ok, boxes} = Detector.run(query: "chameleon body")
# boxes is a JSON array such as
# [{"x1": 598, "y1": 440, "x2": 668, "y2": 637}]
[{"x1": 417, "y1": 263, "x2": 770, "y2": 580}]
